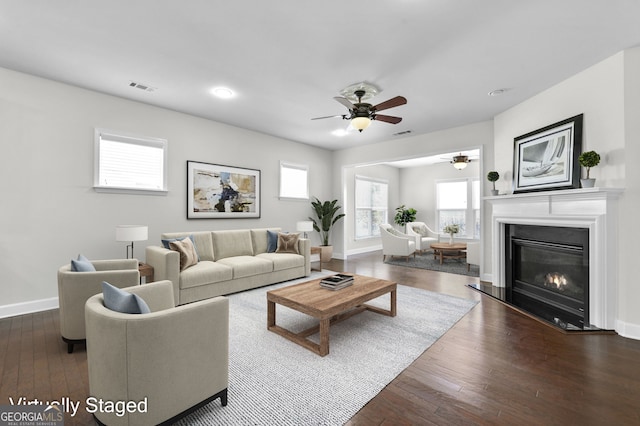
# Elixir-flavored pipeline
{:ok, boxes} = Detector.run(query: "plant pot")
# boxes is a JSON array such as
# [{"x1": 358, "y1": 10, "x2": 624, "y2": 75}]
[
  {"x1": 580, "y1": 178, "x2": 596, "y2": 188},
  {"x1": 319, "y1": 245, "x2": 333, "y2": 262},
  {"x1": 490, "y1": 189, "x2": 499, "y2": 196}
]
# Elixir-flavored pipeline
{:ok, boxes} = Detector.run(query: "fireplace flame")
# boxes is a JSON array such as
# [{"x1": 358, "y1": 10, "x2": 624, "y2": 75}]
[{"x1": 544, "y1": 272, "x2": 568, "y2": 290}]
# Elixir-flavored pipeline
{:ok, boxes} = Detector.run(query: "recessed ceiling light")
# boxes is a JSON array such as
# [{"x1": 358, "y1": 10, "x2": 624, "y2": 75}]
[
  {"x1": 488, "y1": 88, "x2": 509, "y2": 96},
  {"x1": 331, "y1": 128, "x2": 349, "y2": 137},
  {"x1": 211, "y1": 87, "x2": 235, "y2": 99}
]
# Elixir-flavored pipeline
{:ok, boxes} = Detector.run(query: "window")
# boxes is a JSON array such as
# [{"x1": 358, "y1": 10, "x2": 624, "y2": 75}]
[
  {"x1": 355, "y1": 176, "x2": 388, "y2": 239},
  {"x1": 279, "y1": 162, "x2": 309, "y2": 199},
  {"x1": 94, "y1": 129, "x2": 168, "y2": 194},
  {"x1": 436, "y1": 178, "x2": 480, "y2": 239}
]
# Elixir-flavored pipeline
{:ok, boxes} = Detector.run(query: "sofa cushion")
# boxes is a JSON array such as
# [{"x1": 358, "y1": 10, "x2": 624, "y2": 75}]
[
  {"x1": 102, "y1": 281, "x2": 150, "y2": 314},
  {"x1": 256, "y1": 253, "x2": 304, "y2": 272},
  {"x1": 179, "y1": 261, "x2": 233, "y2": 290},
  {"x1": 276, "y1": 232, "x2": 300, "y2": 254},
  {"x1": 212, "y1": 230, "x2": 254, "y2": 260},
  {"x1": 217, "y1": 256, "x2": 273, "y2": 278},
  {"x1": 162, "y1": 235, "x2": 200, "y2": 261},
  {"x1": 162, "y1": 232, "x2": 214, "y2": 262},
  {"x1": 169, "y1": 238, "x2": 199, "y2": 271},
  {"x1": 71, "y1": 254, "x2": 95, "y2": 272}
]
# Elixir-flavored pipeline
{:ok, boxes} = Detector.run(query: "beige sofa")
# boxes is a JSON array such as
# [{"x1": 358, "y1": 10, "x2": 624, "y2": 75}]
[
  {"x1": 85, "y1": 280, "x2": 228, "y2": 425},
  {"x1": 145, "y1": 228, "x2": 311, "y2": 305}
]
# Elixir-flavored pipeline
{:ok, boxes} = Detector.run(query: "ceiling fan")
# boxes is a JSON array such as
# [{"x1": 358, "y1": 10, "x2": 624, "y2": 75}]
[{"x1": 312, "y1": 89, "x2": 407, "y2": 132}]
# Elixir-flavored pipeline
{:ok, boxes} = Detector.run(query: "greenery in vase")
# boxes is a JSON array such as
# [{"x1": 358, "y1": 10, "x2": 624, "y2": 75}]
[
  {"x1": 443, "y1": 224, "x2": 460, "y2": 235},
  {"x1": 309, "y1": 197, "x2": 345, "y2": 246},
  {"x1": 487, "y1": 171, "x2": 500, "y2": 190},
  {"x1": 578, "y1": 150, "x2": 600, "y2": 179},
  {"x1": 394, "y1": 205, "x2": 417, "y2": 227}
]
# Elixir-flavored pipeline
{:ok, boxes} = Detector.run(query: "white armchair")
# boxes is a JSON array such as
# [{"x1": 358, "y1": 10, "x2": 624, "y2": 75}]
[
  {"x1": 379, "y1": 224, "x2": 416, "y2": 261},
  {"x1": 466, "y1": 242, "x2": 480, "y2": 271},
  {"x1": 406, "y1": 222, "x2": 440, "y2": 252}
]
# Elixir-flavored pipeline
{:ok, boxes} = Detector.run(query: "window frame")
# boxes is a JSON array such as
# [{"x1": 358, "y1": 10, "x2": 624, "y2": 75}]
[
  {"x1": 435, "y1": 177, "x2": 480, "y2": 239},
  {"x1": 94, "y1": 128, "x2": 168, "y2": 195},
  {"x1": 279, "y1": 161, "x2": 309, "y2": 200}
]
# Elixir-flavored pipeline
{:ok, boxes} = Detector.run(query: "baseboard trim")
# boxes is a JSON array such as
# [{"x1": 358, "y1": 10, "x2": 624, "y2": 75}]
[
  {"x1": 615, "y1": 319, "x2": 640, "y2": 340},
  {"x1": 345, "y1": 245, "x2": 382, "y2": 257},
  {"x1": 0, "y1": 297, "x2": 58, "y2": 319}
]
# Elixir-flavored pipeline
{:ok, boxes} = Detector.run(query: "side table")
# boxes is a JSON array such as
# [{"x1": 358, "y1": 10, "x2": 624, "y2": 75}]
[
  {"x1": 138, "y1": 262, "x2": 154, "y2": 284},
  {"x1": 310, "y1": 247, "x2": 323, "y2": 272}
]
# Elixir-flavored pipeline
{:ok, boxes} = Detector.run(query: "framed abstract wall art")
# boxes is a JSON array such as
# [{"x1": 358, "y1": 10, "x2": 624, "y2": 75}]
[
  {"x1": 187, "y1": 161, "x2": 261, "y2": 219},
  {"x1": 513, "y1": 114, "x2": 583, "y2": 193}
]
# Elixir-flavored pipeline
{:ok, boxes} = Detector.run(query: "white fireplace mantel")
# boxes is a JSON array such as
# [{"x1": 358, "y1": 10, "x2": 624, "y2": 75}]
[{"x1": 486, "y1": 187, "x2": 624, "y2": 330}]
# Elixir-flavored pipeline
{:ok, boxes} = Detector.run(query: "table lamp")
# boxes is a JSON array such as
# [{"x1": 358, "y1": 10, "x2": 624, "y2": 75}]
[
  {"x1": 296, "y1": 221, "x2": 314, "y2": 239},
  {"x1": 116, "y1": 225, "x2": 148, "y2": 260}
]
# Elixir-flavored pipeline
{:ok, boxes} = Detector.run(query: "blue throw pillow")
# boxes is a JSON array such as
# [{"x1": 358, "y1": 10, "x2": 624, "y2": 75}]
[
  {"x1": 70, "y1": 254, "x2": 96, "y2": 272},
  {"x1": 102, "y1": 281, "x2": 150, "y2": 314},
  {"x1": 266, "y1": 230, "x2": 279, "y2": 253},
  {"x1": 162, "y1": 235, "x2": 200, "y2": 260}
]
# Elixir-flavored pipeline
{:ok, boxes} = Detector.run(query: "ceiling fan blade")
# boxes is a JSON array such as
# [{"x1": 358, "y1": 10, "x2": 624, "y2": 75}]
[
  {"x1": 334, "y1": 96, "x2": 355, "y2": 110},
  {"x1": 373, "y1": 114, "x2": 402, "y2": 124},
  {"x1": 311, "y1": 114, "x2": 344, "y2": 120},
  {"x1": 372, "y1": 96, "x2": 407, "y2": 112}
]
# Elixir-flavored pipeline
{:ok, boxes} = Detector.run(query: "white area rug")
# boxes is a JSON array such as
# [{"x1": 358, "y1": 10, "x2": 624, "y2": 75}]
[{"x1": 176, "y1": 271, "x2": 477, "y2": 426}]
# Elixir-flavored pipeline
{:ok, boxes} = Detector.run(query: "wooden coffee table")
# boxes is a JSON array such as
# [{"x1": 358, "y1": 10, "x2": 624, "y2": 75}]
[
  {"x1": 267, "y1": 274, "x2": 397, "y2": 356},
  {"x1": 430, "y1": 242, "x2": 467, "y2": 264}
]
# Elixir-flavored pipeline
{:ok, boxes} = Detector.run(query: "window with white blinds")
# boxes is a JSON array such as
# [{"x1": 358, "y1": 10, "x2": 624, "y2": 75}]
[{"x1": 94, "y1": 129, "x2": 168, "y2": 194}]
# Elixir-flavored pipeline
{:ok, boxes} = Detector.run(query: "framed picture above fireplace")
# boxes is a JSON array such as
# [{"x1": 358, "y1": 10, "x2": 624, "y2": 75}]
[{"x1": 513, "y1": 114, "x2": 583, "y2": 193}]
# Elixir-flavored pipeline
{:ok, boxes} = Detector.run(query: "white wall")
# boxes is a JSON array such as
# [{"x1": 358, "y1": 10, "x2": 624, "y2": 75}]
[
  {"x1": 0, "y1": 67, "x2": 333, "y2": 315},
  {"x1": 493, "y1": 48, "x2": 640, "y2": 338}
]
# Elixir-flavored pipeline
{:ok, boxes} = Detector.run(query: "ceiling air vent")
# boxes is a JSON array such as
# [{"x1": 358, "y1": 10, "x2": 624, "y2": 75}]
[
  {"x1": 128, "y1": 81, "x2": 156, "y2": 92},
  {"x1": 393, "y1": 130, "x2": 412, "y2": 136}
]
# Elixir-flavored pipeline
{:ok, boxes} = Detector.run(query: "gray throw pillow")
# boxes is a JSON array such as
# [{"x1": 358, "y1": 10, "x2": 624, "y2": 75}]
[
  {"x1": 267, "y1": 230, "x2": 284, "y2": 253},
  {"x1": 162, "y1": 235, "x2": 200, "y2": 260},
  {"x1": 70, "y1": 254, "x2": 96, "y2": 272},
  {"x1": 102, "y1": 281, "x2": 150, "y2": 314}
]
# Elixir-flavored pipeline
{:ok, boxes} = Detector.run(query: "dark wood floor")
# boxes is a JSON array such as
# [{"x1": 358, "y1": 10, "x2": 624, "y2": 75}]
[{"x1": 2, "y1": 251, "x2": 640, "y2": 425}]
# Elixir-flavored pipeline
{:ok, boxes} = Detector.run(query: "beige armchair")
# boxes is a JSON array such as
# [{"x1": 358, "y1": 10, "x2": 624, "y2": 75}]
[
  {"x1": 405, "y1": 222, "x2": 440, "y2": 252},
  {"x1": 57, "y1": 259, "x2": 139, "y2": 353},
  {"x1": 466, "y1": 242, "x2": 480, "y2": 271},
  {"x1": 85, "y1": 280, "x2": 229, "y2": 426},
  {"x1": 379, "y1": 223, "x2": 416, "y2": 261}
]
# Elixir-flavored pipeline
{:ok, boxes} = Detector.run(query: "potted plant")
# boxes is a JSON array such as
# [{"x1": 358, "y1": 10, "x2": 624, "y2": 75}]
[
  {"x1": 394, "y1": 205, "x2": 417, "y2": 229},
  {"x1": 309, "y1": 197, "x2": 345, "y2": 262},
  {"x1": 487, "y1": 171, "x2": 500, "y2": 196},
  {"x1": 579, "y1": 150, "x2": 600, "y2": 188}
]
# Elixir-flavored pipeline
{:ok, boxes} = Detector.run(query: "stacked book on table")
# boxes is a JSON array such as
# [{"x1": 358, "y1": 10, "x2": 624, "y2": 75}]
[{"x1": 320, "y1": 274, "x2": 354, "y2": 290}]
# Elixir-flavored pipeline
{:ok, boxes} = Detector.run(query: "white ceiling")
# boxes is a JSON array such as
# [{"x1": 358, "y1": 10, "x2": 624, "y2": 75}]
[{"x1": 2, "y1": 1, "x2": 640, "y2": 151}]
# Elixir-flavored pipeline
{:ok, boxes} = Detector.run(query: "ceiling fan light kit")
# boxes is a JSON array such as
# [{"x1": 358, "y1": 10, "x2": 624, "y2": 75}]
[
  {"x1": 452, "y1": 154, "x2": 470, "y2": 170},
  {"x1": 312, "y1": 85, "x2": 407, "y2": 133}
]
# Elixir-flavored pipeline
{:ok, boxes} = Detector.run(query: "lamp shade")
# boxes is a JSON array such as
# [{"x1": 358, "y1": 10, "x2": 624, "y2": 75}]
[
  {"x1": 351, "y1": 116, "x2": 371, "y2": 132},
  {"x1": 296, "y1": 221, "x2": 314, "y2": 232},
  {"x1": 452, "y1": 154, "x2": 470, "y2": 170},
  {"x1": 115, "y1": 225, "x2": 148, "y2": 242}
]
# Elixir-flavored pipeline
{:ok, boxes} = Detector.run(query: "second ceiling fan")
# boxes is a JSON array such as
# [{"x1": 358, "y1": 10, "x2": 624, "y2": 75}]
[{"x1": 312, "y1": 89, "x2": 407, "y2": 132}]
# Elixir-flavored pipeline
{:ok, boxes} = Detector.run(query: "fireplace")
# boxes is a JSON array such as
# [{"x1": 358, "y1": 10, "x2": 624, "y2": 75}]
[
  {"x1": 505, "y1": 224, "x2": 589, "y2": 330},
  {"x1": 486, "y1": 188, "x2": 622, "y2": 331}
]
